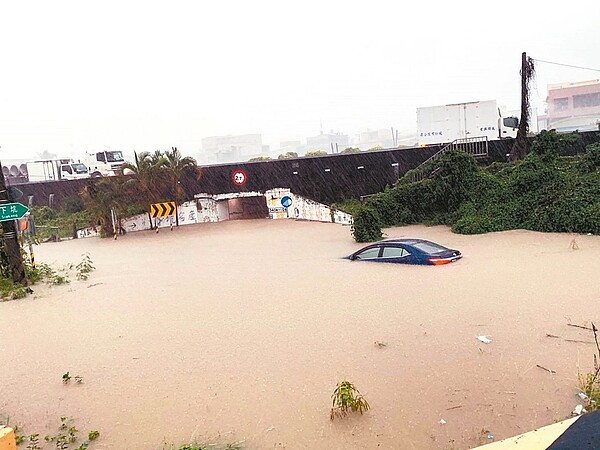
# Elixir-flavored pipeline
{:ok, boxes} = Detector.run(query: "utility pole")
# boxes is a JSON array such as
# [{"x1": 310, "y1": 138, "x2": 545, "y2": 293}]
[
  {"x1": 0, "y1": 160, "x2": 26, "y2": 283},
  {"x1": 509, "y1": 51, "x2": 534, "y2": 161}
]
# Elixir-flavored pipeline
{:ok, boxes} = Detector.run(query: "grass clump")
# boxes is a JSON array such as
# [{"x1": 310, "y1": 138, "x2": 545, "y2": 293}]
[
  {"x1": 330, "y1": 380, "x2": 370, "y2": 420},
  {"x1": 29, "y1": 263, "x2": 70, "y2": 286},
  {"x1": 578, "y1": 322, "x2": 600, "y2": 412},
  {"x1": 164, "y1": 443, "x2": 242, "y2": 450}
]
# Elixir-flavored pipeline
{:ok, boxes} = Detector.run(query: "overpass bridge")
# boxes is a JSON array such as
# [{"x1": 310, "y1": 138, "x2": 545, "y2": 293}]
[{"x1": 10, "y1": 131, "x2": 599, "y2": 208}]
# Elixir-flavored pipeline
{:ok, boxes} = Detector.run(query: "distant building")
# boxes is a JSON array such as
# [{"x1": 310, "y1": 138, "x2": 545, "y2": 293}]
[
  {"x1": 356, "y1": 129, "x2": 395, "y2": 150},
  {"x1": 200, "y1": 134, "x2": 266, "y2": 164},
  {"x1": 305, "y1": 132, "x2": 349, "y2": 154},
  {"x1": 541, "y1": 80, "x2": 600, "y2": 132}
]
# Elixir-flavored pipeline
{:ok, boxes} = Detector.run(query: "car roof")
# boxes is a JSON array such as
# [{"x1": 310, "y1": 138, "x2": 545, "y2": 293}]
[{"x1": 379, "y1": 238, "x2": 431, "y2": 245}]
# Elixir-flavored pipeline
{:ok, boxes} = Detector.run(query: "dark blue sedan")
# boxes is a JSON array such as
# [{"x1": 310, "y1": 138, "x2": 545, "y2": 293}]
[{"x1": 347, "y1": 239, "x2": 462, "y2": 265}]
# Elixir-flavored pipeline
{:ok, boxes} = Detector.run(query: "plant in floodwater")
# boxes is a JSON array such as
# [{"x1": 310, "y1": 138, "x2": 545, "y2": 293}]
[
  {"x1": 31, "y1": 263, "x2": 70, "y2": 286},
  {"x1": 7, "y1": 416, "x2": 97, "y2": 450},
  {"x1": 578, "y1": 322, "x2": 600, "y2": 412},
  {"x1": 330, "y1": 380, "x2": 370, "y2": 420},
  {"x1": 67, "y1": 426, "x2": 78, "y2": 443},
  {"x1": 14, "y1": 426, "x2": 25, "y2": 445},
  {"x1": 55, "y1": 433, "x2": 70, "y2": 450},
  {"x1": 26, "y1": 433, "x2": 41, "y2": 450},
  {"x1": 75, "y1": 254, "x2": 95, "y2": 281},
  {"x1": 162, "y1": 441, "x2": 242, "y2": 450},
  {"x1": 87, "y1": 431, "x2": 99, "y2": 441}
]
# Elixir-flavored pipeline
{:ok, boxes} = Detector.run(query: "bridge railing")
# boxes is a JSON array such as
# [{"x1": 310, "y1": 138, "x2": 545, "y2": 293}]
[{"x1": 407, "y1": 136, "x2": 489, "y2": 183}]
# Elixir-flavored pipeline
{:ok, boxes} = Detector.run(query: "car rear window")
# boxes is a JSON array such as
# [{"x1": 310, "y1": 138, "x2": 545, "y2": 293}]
[
  {"x1": 382, "y1": 246, "x2": 408, "y2": 258},
  {"x1": 412, "y1": 242, "x2": 448, "y2": 254}
]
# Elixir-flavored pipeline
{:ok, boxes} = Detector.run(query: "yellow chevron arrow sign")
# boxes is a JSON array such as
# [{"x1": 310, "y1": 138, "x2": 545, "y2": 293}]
[{"x1": 150, "y1": 201, "x2": 176, "y2": 218}]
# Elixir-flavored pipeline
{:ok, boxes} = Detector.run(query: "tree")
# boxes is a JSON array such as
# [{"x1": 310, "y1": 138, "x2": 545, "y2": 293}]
[
  {"x1": 304, "y1": 150, "x2": 328, "y2": 157},
  {"x1": 248, "y1": 156, "x2": 272, "y2": 162},
  {"x1": 81, "y1": 178, "x2": 129, "y2": 237},
  {"x1": 278, "y1": 152, "x2": 298, "y2": 159},
  {"x1": 122, "y1": 151, "x2": 168, "y2": 228},
  {"x1": 340, "y1": 147, "x2": 360, "y2": 154},
  {"x1": 164, "y1": 147, "x2": 198, "y2": 226}
]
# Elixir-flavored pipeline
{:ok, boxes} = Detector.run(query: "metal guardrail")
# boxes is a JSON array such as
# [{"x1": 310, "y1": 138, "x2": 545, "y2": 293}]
[
  {"x1": 408, "y1": 136, "x2": 489, "y2": 183},
  {"x1": 359, "y1": 194, "x2": 377, "y2": 202}
]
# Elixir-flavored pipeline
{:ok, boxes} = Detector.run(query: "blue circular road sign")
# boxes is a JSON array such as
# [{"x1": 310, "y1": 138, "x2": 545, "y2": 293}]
[{"x1": 281, "y1": 196, "x2": 292, "y2": 208}]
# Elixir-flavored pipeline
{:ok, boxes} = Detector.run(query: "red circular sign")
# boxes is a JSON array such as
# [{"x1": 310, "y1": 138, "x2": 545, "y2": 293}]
[{"x1": 232, "y1": 169, "x2": 247, "y2": 186}]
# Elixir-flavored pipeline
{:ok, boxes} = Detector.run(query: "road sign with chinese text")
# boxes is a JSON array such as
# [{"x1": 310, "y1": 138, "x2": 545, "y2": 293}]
[{"x1": 0, "y1": 203, "x2": 29, "y2": 222}]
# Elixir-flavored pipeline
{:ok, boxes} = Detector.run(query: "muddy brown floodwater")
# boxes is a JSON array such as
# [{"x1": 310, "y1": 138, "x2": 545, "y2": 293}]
[{"x1": 1, "y1": 219, "x2": 599, "y2": 449}]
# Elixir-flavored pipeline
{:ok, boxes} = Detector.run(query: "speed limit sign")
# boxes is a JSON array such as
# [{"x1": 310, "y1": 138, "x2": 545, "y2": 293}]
[{"x1": 232, "y1": 169, "x2": 247, "y2": 186}]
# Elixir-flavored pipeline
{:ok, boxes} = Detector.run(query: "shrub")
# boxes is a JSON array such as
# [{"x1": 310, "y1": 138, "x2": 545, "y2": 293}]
[
  {"x1": 63, "y1": 196, "x2": 85, "y2": 213},
  {"x1": 349, "y1": 134, "x2": 600, "y2": 240},
  {"x1": 351, "y1": 206, "x2": 382, "y2": 242}
]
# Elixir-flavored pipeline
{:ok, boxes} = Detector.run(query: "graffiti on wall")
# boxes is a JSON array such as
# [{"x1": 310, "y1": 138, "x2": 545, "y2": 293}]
[
  {"x1": 266, "y1": 188, "x2": 291, "y2": 219},
  {"x1": 76, "y1": 227, "x2": 100, "y2": 239},
  {"x1": 264, "y1": 188, "x2": 352, "y2": 225},
  {"x1": 197, "y1": 198, "x2": 218, "y2": 223},
  {"x1": 122, "y1": 213, "x2": 153, "y2": 232},
  {"x1": 177, "y1": 201, "x2": 198, "y2": 225}
]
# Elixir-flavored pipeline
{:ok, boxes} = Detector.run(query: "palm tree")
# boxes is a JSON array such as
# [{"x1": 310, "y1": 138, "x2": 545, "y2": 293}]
[
  {"x1": 81, "y1": 178, "x2": 128, "y2": 237},
  {"x1": 122, "y1": 151, "x2": 168, "y2": 228},
  {"x1": 164, "y1": 147, "x2": 198, "y2": 226}
]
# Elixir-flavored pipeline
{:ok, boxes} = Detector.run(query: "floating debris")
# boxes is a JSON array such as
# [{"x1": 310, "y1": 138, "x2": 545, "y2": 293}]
[
  {"x1": 477, "y1": 336, "x2": 492, "y2": 344},
  {"x1": 536, "y1": 364, "x2": 556, "y2": 374}
]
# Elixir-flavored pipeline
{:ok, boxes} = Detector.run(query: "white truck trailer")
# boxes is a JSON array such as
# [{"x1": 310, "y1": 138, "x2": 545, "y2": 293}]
[
  {"x1": 86, "y1": 150, "x2": 125, "y2": 177},
  {"x1": 417, "y1": 100, "x2": 519, "y2": 146},
  {"x1": 26, "y1": 159, "x2": 89, "y2": 182}
]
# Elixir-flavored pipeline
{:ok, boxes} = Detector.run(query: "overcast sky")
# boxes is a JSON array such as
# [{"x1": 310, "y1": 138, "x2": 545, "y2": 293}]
[{"x1": 1, "y1": 0, "x2": 599, "y2": 161}]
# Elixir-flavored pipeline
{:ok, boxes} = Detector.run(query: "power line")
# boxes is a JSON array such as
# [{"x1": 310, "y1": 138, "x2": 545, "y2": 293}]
[{"x1": 532, "y1": 58, "x2": 600, "y2": 73}]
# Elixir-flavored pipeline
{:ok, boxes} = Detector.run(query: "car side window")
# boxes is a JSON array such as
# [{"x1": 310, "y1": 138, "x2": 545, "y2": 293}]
[
  {"x1": 381, "y1": 246, "x2": 409, "y2": 258},
  {"x1": 355, "y1": 247, "x2": 381, "y2": 260}
]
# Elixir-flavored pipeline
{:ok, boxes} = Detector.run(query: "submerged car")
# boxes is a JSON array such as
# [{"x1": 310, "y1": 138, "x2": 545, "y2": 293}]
[{"x1": 346, "y1": 239, "x2": 462, "y2": 265}]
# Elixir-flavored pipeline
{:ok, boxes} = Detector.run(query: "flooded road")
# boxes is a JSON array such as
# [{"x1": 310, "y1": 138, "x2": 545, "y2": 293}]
[{"x1": 1, "y1": 219, "x2": 599, "y2": 449}]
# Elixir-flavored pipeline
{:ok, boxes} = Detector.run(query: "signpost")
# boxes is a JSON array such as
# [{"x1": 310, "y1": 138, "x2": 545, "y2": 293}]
[
  {"x1": 232, "y1": 169, "x2": 247, "y2": 186},
  {"x1": 150, "y1": 201, "x2": 176, "y2": 218},
  {"x1": 0, "y1": 158, "x2": 26, "y2": 283},
  {"x1": 281, "y1": 196, "x2": 292, "y2": 208},
  {"x1": 0, "y1": 202, "x2": 29, "y2": 221},
  {"x1": 150, "y1": 201, "x2": 176, "y2": 232}
]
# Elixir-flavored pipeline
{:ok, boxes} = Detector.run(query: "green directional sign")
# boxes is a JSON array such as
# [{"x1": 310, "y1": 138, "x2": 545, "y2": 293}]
[{"x1": 0, "y1": 202, "x2": 29, "y2": 222}]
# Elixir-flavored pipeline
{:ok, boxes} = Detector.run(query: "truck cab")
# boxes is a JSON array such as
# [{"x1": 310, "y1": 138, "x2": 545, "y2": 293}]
[
  {"x1": 86, "y1": 151, "x2": 125, "y2": 177},
  {"x1": 60, "y1": 160, "x2": 89, "y2": 179}
]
